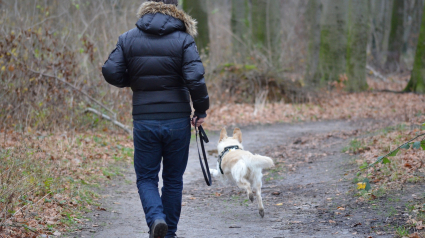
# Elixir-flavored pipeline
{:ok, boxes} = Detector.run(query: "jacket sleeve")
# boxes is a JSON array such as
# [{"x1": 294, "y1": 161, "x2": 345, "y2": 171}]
[
  {"x1": 182, "y1": 35, "x2": 210, "y2": 118},
  {"x1": 102, "y1": 35, "x2": 130, "y2": 88}
]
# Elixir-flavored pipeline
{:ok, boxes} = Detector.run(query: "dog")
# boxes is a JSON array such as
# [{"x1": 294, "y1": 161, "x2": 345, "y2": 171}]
[{"x1": 210, "y1": 127, "x2": 274, "y2": 218}]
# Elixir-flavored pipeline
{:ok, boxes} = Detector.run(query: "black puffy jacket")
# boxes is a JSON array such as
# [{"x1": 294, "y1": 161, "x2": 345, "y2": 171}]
[{"x1": 102, "y1": 2, "x2": 209, "y2": 120}]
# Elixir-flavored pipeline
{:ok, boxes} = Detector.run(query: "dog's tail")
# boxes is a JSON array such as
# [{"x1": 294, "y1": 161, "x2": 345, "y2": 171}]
[{"x1": 251, "y1": 155, "x2": 274, "y2": 169}]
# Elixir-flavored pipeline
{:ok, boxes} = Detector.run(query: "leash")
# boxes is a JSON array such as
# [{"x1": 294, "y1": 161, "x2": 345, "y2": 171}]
[{"x1": 193, "y1": 117, "x2": 212, "y2": 186}]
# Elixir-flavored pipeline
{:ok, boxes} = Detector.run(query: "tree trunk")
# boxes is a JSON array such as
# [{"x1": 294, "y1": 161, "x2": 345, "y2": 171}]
[
  {"x1": 251, "y1": 0, "x2": 281, "y2": 63},
  {"x1": 231, "y1": 0, "x2": 251, "y2": 63},
  {"x1": 370, "y1": 0, "x2": 393, "y2": 68},
  {"x1": 206, "y1": 0, "x2": 232, "y2": 67},
  {"x1": 385, "y1": 0, "x2": 404, "y2": 72},
  {"x1": 405, "y1": 2, "x2": 425, "y2": 93},
  {"x1": 346, "y1": 0, "x2": 370, "y2": 91},
  {"x1": 304, "y1": 0, "x2": 322, "y2": 87},
  {"x1": 182, "y1": 0, "x2": 210, "y2": 52},
  {"x1": 317, "y1": 0, "x2": 348, "y2": 84}
]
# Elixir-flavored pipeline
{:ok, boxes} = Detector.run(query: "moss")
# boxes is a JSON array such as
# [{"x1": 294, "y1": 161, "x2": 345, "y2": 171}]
[{"x1": 405, "y1": 3, "x2": 425, "y2": 93}]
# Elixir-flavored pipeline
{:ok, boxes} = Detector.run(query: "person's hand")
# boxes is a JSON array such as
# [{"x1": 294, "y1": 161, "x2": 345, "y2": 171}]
[{"x1": 191, "y1": 116, "x2": 205, "y2": 127}]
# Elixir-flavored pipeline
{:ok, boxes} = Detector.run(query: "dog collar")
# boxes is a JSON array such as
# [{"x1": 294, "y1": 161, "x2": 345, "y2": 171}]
[{"x1": 218, "y1": 145, "x2": 241, "y2": 174}]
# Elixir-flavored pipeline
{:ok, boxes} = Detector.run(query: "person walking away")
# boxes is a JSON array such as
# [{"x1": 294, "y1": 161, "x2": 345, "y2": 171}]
[{"x1": 101, "y1": 0, "x2": 209, "y2": 237}]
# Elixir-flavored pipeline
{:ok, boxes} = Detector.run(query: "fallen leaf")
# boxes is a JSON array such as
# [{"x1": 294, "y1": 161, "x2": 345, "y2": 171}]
[
  {"x1": 276, "y1": 203, "x2": 283, "y2": 206},
  {"x1": 97, "y1": 207, "x2": 106, "y2": 211},
  {"x1": 337, "y1": 206, "x2": 345, "y2": 210},
  {"x1": 329, "y1": 220, "x2": 336, "y2": 224},
  {"x1": 357, "y1": 182, "x2": 366, "y2": 190}
]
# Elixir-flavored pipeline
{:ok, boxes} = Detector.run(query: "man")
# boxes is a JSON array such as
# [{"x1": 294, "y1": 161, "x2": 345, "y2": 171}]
[{"x1": 102, "y1": 0, "x2": 209, "y2": 237}]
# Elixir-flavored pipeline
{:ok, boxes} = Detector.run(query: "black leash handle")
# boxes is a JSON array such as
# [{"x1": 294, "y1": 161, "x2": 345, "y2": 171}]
[{"x1": 194, "y1": 117, "x2": 212, "y2": 186}]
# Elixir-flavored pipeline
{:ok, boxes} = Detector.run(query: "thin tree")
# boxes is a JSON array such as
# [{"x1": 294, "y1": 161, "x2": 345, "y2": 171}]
[
  {"x1": 231, "y1": 0, "x2": 251, "y2": 63},
  {"x1": 346, "y1": 0, "x2": 370, "y2": 91},
  {"x1": 405, "y1": 2, "x2": 425, "y2": 93},
  {"x1": 251, "y1": 0, "x2": 280, "y2": 63},
  {"x1": 304, "y1": 0, "x2": 322, "y2": 87},
  {"x1": 317, "y1": 0, "x2": 348, "y2": 85},
  {"x1": 385, "y1": 0, "x2": 404, "y2": 72}
]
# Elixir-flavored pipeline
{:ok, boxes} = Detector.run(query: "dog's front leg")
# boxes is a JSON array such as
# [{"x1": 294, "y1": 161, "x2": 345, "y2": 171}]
[{"x1": 209, "y1": 169, "x2": 219, "y2": 177}]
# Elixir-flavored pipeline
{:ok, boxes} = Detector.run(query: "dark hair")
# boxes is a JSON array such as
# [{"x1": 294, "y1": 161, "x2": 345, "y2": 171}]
[{"x1": 147, "y1": 0, "x2": 178, "y2": 6}]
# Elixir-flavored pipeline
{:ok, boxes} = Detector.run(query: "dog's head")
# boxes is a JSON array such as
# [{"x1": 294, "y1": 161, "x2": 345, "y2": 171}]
[{"x1": 217, "y1": 127, "x2": 244, "y2": 153}]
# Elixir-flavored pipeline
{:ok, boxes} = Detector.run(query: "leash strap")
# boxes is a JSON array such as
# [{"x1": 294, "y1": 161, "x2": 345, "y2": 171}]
[{"x1": 194, "y1": 118, "x2": 212, "y2": 186}]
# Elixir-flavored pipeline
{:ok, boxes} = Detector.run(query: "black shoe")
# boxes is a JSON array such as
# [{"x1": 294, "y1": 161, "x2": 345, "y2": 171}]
[{"x1": 149, "y1": 219, "x2": 168, "y2": 238}]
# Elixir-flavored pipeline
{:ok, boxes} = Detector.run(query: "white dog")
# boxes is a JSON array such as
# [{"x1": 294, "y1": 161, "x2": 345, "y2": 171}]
[{"x1": 210, "y1": 128, "x2": 274, "y2": 218}]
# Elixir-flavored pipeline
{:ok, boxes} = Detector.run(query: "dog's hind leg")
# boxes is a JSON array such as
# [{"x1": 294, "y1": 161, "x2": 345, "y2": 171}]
[
  {"x1": 254, "y1": 181, "x2": 265, "y2": 218},
  {"x1": 236, "y1": 178, "x2": 254, "y2": 203},
  {"x1": 232, "y1": 162, "x2": 254, "y2": 202}
]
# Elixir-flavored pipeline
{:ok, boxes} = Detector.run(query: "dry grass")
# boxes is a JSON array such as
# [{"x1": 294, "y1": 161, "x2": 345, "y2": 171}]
[
  {"x1": 204, "y1": 91, "x2": 425, "y2": 131},
  {"x1": 354, "y1": 126, "x2": 425, "y2": 190},
  {"x1": 0, "y1": 130, "x2": 133, "y2": 237}
]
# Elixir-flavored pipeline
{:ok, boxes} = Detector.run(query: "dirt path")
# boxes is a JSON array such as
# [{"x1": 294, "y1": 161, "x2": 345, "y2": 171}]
[{"x1": 68, "y1": 120, "x2": 409, "y2": 238}]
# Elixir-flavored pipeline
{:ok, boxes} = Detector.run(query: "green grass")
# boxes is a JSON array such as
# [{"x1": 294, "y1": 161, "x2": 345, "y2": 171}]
[
  {"x1": 394, "y1": 225, "x2": 409, "y2": 237},
  {"x1": 342, "y1": 139, "x2": 367, "y2": 153}
]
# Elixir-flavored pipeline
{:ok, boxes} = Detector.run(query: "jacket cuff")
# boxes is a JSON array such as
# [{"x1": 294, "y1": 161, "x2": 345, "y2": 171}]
[{"x1": 194, "y1": 111, "x2": 207, "y2": 118}]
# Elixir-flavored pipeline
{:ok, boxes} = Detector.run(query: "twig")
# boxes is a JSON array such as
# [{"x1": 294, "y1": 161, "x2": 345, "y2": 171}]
[
  {"x1": 0, "y1": 192, "x2": 51, "y2": 227},
  {"x1": 372, "y1": 89, "x2": 413, "y2": 94},
  {"x1": 27, "y1": 69, "x2": 117, "y2": 119},
  {"x1": 366, "y1": 65, "x2": 388, "y2": 82},
  {"x1": 84, "y1": 108, "x2": 131, "y2": 135},
  {"x1": 361, "y1": 132, "x2": 425, "y2": 171}
]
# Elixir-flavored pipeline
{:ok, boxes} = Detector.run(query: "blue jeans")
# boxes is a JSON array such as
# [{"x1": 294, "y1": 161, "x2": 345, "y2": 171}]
[{"x1": 133, "y1": 117, "x2": 191, "y2": 237}]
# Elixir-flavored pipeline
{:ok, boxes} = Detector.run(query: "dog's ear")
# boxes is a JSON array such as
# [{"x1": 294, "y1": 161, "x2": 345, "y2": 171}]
[
  {"x1": 219, "y1": 127, "x2": 228, "y2": 142},
  {"x1": 233, "y1": 128, "x2": 242, "y2": 143}
]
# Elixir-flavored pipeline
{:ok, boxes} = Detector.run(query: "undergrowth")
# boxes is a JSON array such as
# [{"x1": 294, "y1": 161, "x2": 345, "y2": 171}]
[{"x1": 0, "y1": 131, "x2": 133, "y2": 237}]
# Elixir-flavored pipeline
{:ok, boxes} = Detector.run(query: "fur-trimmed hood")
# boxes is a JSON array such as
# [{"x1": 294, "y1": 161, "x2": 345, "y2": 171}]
[{"x1": 136, "y1": 1, "x2": 197, "y2": 37}]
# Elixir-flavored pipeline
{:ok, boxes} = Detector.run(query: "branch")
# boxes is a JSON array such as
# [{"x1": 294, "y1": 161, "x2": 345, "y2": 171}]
[
  {"x1": 361, "y1": 132, "x2": 425, "y2": 171},
  {"x1": 366, "y1": 65, "x2": 388, "y2": 82},
  {"x1": 27, "y1": 69, "x2": 117, "y2": 119},
  {"x1": 84, "y1": 108, "x2": 131, "y2": 135}
]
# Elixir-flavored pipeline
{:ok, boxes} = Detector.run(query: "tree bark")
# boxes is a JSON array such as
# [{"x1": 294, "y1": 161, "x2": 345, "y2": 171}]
[
  {"x1": 370, "y1": 0, "x2": 393, "y2": 68},
  {"x1": 346, "y1": 0, "x2": 370, "y2": 91},
  {"x1": 182, "y1": 0, "x2": 210, "y2": 52},
  {"x1": 385, "y1": 0, "x2": 404, "y2": 72},
  {"x1": 231, "y1": 0, "x2": 251, "y2": 63},
  {"x1": 304, "y1": 0, "x2": 322, "y2": 87},
  {"x1": 317, "y1": 0, "x2": 348, "y2": 84},
  {"x1": 251, "y1": 0, "x2": 281, "y2": 63},
  {"x1": 206, "y1": 0, "x2": 232, "y2": 67},
  {"x1": 405, "y1": 2, "x2": 425, "y2": 93}
]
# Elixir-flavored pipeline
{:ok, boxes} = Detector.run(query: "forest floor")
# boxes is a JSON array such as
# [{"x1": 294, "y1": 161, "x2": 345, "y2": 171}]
[
  {"x1": 65, "y1": 119, "x2": 425, "y2": 238},
  {"x1": 1, "y1": 89, "x2": 425, "y2": 238}
]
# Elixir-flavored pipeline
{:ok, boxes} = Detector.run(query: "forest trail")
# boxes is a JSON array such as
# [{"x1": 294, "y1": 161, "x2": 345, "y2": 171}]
[{"x1": 68, "y1": 120, "x2": 404, "y2": 238}]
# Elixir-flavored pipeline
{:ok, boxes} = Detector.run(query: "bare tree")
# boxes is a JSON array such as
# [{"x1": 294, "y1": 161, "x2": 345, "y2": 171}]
[
  {"x1": 317, "y1": 0, "x2": 348, "y2": 84},
  {"x1": 346, "y1": 0, "x2": 370, "y2": 91},
  {"x1": 405, "y1": 2, "x2": 425, "y2": 93},
  {"x1": 385, "y1": 0, "x2": 404, "y2": 72},
  {"x1": 304, "y1": 0, "x2": 322, "y2": 86}
]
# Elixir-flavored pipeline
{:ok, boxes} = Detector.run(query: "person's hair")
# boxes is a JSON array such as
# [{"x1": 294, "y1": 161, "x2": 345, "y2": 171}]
[{"x1": 147, "y1": 0, "x2": 178, "y2": 6}]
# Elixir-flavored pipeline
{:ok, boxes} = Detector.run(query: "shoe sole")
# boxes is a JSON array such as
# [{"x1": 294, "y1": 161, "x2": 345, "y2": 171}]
[{"x1": 150, "y1": 222, "x2": 168, "y2": 238}]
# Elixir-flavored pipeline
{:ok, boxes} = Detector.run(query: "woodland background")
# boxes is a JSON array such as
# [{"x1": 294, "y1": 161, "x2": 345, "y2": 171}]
[
  {"x1": 1, "y1": 0, "x2": 425, "y2": 132},
  {"x1": 1, "y1": 0, "x2": 425, "y2": 237}
]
